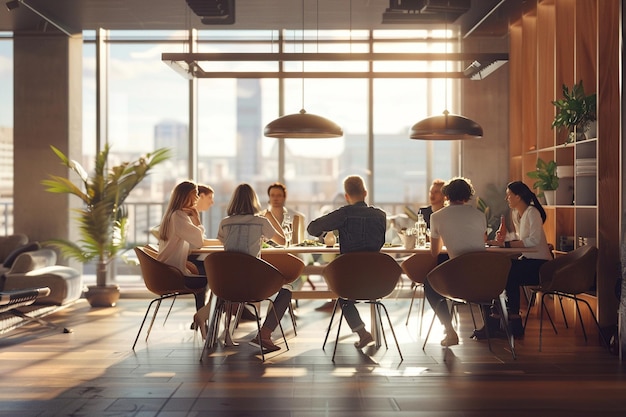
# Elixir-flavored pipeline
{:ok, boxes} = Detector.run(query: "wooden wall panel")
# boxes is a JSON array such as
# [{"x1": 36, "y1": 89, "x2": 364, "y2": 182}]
[
  {"x1": 509, "y1": 22, "x2": 523, "y2": 167},
  {"x1": 576, "y1": 0, "x2": 597, "y2": 94},
  {"x1": 521, "y1": 14, "x2": 538, "y2": 155},
  {"x1": 554, "y1": 0, "x2": 576, "y2": 145},
  {"x1": 536, "y1": 2, "x2": 556, "y2": 150},
  {"x1": 596, "y1": 0, "x2": 620, "y2": 327}
]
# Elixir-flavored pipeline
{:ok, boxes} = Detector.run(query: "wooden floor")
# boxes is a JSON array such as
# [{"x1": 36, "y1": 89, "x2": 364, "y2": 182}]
[{"x1": 0, "y1": 292, "x2": 624, "y2": 417}]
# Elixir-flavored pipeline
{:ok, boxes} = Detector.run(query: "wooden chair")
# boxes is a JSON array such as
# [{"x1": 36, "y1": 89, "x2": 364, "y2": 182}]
[
  {"x1": 424, "y1": 251, "x2": 516, "y2": 359},
  {"x1": 321, "y1": 252, "x2": 403, "y2": 362},
  {"x1": 202, "y1": 251, "x2": 289, "y2": 361},
  {"x1": 132, "y1": 246, "x2": 207, "y2": 350},
  {"x1": 530, "y1": 245, "x2": 606, "y2": 351},
  {"x1": 400, "y1": 253, "x2": 438, "y2": 336},
  {"x1": 260, "y1": 252, "x2": 305, "y2": 334}
]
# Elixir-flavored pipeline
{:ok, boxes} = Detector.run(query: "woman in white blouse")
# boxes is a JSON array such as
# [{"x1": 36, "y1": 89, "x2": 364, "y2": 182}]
[{"x1": 488, "y1": 181, "x2": 553, "y2": 337}]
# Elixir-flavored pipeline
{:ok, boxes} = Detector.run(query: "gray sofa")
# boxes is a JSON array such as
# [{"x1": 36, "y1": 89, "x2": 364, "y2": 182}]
[{"x1": 0, "y1": 235, "x2": 82, "y2": 306}]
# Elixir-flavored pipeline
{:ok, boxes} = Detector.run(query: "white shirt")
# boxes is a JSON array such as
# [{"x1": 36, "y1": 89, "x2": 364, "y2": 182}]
[
  {"x1": 217, "y1": 214, "x2": 279, "y2": 258},
  {"x1": 430, "y1": 204, "x2": 486, "y2": 259},
  {"x1": 512, "y1": 206, "x2": 553, "y2": 260},
  {"x1": 157, "y1": 210, "x2": 205, "y2": 274}
]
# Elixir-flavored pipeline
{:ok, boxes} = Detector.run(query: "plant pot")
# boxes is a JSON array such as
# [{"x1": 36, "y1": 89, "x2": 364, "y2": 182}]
[
  {"x1": 84, "y1": 284, "x2": 121, "y2": 307},
  {"x1": 543, "y1": 190, "x2": 556, "y2": 206}
]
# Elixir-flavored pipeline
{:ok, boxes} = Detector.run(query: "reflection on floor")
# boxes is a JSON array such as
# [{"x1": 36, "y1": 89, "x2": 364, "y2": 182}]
[{"x1": 0, "y1": 295, "x2": 624, "y2": 416}]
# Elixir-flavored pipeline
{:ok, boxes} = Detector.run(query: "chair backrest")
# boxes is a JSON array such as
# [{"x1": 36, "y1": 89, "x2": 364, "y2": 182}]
[
  {"x1": 322, "y1": 252, "x2": 402, "y2": 300},
  {"x1": 426, "y1": 251, "x2": 511, "y2": 304},
  {"x1": 260, "y1": 252, "x2": 305, "y2": 283},
  {"x1": 400, "y1": 253, "x2": 438, "y2": 284},
  {"x1": 539, "y1": 245, "x2": 598, "y2": 294},
  {"x1": 203, "y1": 251, "x2": 286, "y2": 302},
  {"x1": 134, "y1": 246, "x2": 192, "y2": 296}
]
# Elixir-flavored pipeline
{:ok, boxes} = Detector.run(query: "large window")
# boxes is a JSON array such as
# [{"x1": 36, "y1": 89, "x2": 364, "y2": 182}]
[{"x1": 0, "y1": 34, "x2": 13, "y2": 234}]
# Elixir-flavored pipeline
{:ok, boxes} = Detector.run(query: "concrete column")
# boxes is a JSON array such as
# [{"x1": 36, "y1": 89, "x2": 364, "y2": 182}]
[{"x1": 13, "y1": 32, "x2": 82, "y2": 256}]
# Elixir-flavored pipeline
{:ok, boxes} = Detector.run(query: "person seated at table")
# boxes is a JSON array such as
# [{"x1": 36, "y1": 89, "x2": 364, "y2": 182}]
[
  {"x1": 418, "y1": 178, "x2": 446, "y2": 229},
  {"x1": 157, "y1": 181, "x2": 215, "y2": 311},
  {"x1": 428, "y1": 177, "x2": 487, "y2": 346},
  {"x1": 486, "y1": 181, "x2": 552, "y2": 337},
  {"x1": 187, "y1": 183, "x2": 221, "y2": 275},
  {"x1": 307, "y1": 175, "x2": 386, "y2": 349},
  {"x1": 263, "y1": 182, "x2": 306, "y2": 245},
  {"x1": 193, "y1": 183, "x2": 290, "y2": 352}
]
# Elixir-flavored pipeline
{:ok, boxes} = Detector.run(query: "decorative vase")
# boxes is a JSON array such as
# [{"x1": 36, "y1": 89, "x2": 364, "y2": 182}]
[
  {"x1": 84, "y1": 284, "x2": 121, "y2": 307},
  {"x1": 543, "y1": 190, "x2": 556, "y2": 206}
]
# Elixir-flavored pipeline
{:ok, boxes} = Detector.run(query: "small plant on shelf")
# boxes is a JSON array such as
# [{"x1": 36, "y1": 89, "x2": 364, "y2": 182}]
[
  {"x1": 551, "y1": 80, "x2": 597, "y2": 144},
  {"x1": 527, "y1": 158, "x2": 559, "y2": 204}
]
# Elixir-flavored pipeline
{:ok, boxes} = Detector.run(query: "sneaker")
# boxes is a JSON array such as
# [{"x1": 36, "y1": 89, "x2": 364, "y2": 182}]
[
  {"x1": 440, "y1": 331, "x2": 459, "y2": 347},
  {"x1": 249, "y1": 334, "x2": 281, "y2": 353},
  {"x1": 354, "y1": 332, "x2": 374, "y2": 349}
]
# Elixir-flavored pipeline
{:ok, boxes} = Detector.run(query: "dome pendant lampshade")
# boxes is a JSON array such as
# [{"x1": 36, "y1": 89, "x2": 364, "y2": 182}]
[
  {"x1": 410, "y1": 110, "x2": 483, "y2": 140},
  {"x1": 264, "y1": 108, "x2": 343, "y2": 139}
]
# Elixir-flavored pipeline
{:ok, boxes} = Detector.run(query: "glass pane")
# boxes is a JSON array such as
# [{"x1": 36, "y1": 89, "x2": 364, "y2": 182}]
[
  {"x1": 197, "y1": 78, "x2": 279, "y2": 239},
  {"x1": 0, "y1": 37, "x2": 13, "y2": 234}
]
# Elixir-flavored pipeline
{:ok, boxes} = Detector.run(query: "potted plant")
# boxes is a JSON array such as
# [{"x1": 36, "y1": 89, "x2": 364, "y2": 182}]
[
  {"x1": 527, "y1": 158, "x2": 559, "y2": 205},
  {"x1": 551, "y1": 80, "x2": 597, "y2": 144},
  {"x1": 42, "y1": 144, "x2": 171, "y2": 307}
]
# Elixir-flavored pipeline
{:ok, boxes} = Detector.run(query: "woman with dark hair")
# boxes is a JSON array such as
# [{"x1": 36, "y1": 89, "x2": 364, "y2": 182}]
[
  {"x1": 194, "y1": 183, "x2": 290, "y2": 353},
  {"x1": 487, "y1": 180, "x2": 553, "y2": 337}
]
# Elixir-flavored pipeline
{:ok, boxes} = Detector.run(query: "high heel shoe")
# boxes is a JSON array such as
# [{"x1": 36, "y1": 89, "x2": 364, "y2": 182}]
[{"x1": 193, "y1": 312, "x2": 208, "y2": 340}]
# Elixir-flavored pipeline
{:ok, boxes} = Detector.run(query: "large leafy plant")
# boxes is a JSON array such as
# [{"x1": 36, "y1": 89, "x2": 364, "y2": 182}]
[
  {"x1": 527, "y1": 158, "x2": 559, "y2": 194},
  {"x1": 551, "y1": 80, "x2": 596, "y2": 142},
  {"x1": 42, "y1": 144, "x2": 170, "y2": 286}
]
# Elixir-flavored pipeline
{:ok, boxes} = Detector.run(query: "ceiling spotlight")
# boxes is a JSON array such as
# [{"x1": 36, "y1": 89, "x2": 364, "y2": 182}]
[{"x1": 6, "y1": 0, "x2": 20, "y2": 11}]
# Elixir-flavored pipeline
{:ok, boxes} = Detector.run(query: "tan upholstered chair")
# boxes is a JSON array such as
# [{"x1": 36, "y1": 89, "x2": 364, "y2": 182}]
[
  {"x1": 132, "y1": 246, "x2": 207, "y2": 350},
  {"x1": 424, "y1": 251, "x2": 516, "y2": 359},
  {"x1": 531, "y1": 245, "x2": 605, "y2": 351},
  {"x1": 202, "y1": 251, "x2": 289, "y2": 361},
  {"x1": 400, "y1": 253, "x2": 438, "y2": 335},
  {"x1": 322, "y1": 252, "x2": 403, "y2": 362},
  {"x1": 260, "y1": 252, "x2": 305, "y2": 334}
]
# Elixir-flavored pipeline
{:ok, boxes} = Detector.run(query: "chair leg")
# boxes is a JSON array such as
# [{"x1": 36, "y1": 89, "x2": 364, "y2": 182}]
[
  {"x1": 331, "y1": 308, "x2": 346, "y2": 362},
  {"x1": 559, "y1": 295, "x2": 569, "y2": 328},
  {"x1": 322, "y1": 299, "x2": 340, "y2": 350},
  {"x1": 162, "y1": 296, "x2": 178, "y2": 326},
  {"x1": 287, "y1": 301, "x2": 298, "y2": 336},
  {"x1": 200, "y1": 297, "x2": 224, "y2": 361},
  {"x1": 376, "y1": 301, "x2": 403, "y2": 362},
  {"x1": 405, "y1": 284, "x2": 417, "y2": 325},
  {"x1": 264, "y1": 299, "x2": 289, "y2": 351},
  {"x1": 248, "y1": 302, "x2": 266, "y2": 361},
  {"x1": 374, "y1": 303, "x2": 388, "y2": 349},
  {"x1": 418, "y1": 284, "x2": 425, "y2": 337},
  {"x1": 145, "y1": 299, "x2": 163, "y2": 342},
  {"x1": 524, "y1": 289, "x2": 558, "y2": 334},
  {"x1": 496, "y1": 295, "x2": 516, "y2": 360},
  {"x1": 422, "y1": 299, "x2": 445, "y2": 350}
]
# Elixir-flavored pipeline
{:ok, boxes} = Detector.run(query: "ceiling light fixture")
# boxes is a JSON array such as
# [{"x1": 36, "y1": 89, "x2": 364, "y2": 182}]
[
  {"x1": 410, "y1": 21, "x2": 483, "y2": 140},
  {"x1": 264, "y1": 0, "x2": 343, "y2": 139}
]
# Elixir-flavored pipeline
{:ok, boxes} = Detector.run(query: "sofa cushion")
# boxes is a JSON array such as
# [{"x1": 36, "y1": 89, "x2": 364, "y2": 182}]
[
  {"x1": 3, "y1": 242, "x2": 41, "y2": 268},
  {"x1": 0, "y1": 234, "x2": 28, "y2": 263},
  {"x1": 8, "y1": 249, "x2": 57, "y2": 274}
]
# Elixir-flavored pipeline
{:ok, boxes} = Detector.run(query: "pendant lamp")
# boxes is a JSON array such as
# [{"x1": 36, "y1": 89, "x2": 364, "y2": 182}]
[
  {"x1": 410, "y1": 25, "x2": 482, "y2": 141},
  {"x1": 410, "y1": 110, "x2": 483, "y2": 140},
  {"x1": 264, "y1": 0, "x2": 343, "y2": 139}
]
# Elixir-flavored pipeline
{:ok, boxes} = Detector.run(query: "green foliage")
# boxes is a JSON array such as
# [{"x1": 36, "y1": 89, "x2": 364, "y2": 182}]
[
  {"x1": 527, "y1": 158, "x2": 559, "y2": 193},
  {"x1": 551, "y1": 80, "x2": 596, "y2": 134},
  {"x1": 42, "y1": 144, "x2": 171, "y2": 284},
  {"x1": 476, "y1": 183, "x2": 509, "y2": 240}
]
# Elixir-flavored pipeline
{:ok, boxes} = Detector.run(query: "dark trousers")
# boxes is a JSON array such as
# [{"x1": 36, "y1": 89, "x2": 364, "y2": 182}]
[
  {"x1": 263, "y1": 288, "x2": 292, "y2": 332},
  {"x1": 505, "y1": 257, "x2": 548, "y2": 314},
  {"x1": 338, "y1": 299, "x2": 365, "y2": 331}
]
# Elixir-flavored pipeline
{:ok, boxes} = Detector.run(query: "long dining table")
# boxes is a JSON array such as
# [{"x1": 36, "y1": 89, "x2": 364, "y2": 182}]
[{"x1": 193, "y1": 244, "x2": 529, "y2": 350}]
